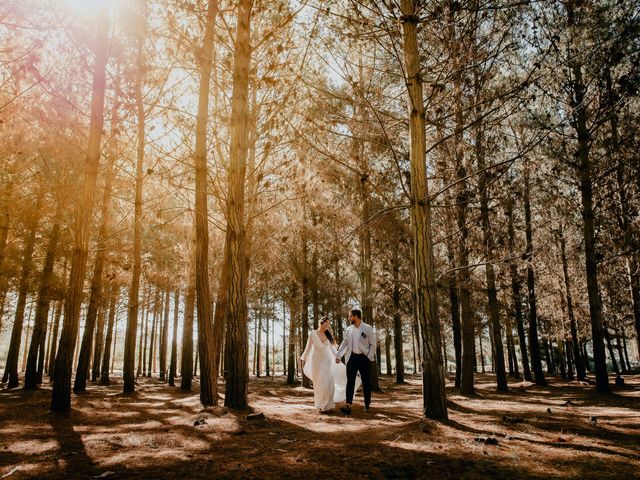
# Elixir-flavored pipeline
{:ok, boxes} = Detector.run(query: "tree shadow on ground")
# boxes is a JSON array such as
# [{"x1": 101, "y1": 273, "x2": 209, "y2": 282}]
[{"x1": 1, "y1": 374, "x2": 639, "y2": 479}]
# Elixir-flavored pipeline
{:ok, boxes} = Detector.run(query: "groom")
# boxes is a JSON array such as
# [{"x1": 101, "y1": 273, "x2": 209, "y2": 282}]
[{"x1": 335, "y1": 309, "x2": 376, "y2": 414}]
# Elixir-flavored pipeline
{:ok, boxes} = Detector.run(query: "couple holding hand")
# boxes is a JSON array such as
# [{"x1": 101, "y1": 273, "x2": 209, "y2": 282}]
[{"x1": 301, "y1": 309, "x2": 376, "y2": 415}]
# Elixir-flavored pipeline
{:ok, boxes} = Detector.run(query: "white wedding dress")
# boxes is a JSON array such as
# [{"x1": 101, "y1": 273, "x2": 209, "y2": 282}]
[{"x1": 301, "y1": 330, "x2": 360, "y2": 412}]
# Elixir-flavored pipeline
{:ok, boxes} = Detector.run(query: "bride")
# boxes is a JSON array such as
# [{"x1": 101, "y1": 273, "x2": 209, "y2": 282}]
[{"x1": 301, "y1": 316, "x2": 359, "y2": 413}]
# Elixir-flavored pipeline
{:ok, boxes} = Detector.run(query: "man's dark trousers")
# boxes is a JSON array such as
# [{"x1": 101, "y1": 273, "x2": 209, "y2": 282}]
[{"x1": 346, "y1": 353, "x2": 371, "y2": 407}]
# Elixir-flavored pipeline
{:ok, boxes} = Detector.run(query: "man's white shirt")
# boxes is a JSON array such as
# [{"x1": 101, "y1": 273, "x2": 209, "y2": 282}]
[
  {"x1": 351, "y1": 323, "x2": 363, "y2": 354},
  {"x1": 336, "y1": 321, "x2": 376, "y2": 363}
]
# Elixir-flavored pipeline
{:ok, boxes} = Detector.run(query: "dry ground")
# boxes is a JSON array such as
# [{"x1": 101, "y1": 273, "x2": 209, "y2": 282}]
[{"x1": 1, "y1": 372, "x2": 639, "y2": 479}]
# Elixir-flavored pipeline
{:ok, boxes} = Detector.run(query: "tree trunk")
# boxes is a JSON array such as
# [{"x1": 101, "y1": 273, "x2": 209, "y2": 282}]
[
  {"x1": 211, "y1": 242, "x2": 229, "y2": 391},
  {"x1": 478, "y1": 330, "x2": 485, "y2": 373},
  {"x1": 25, "y1": 208, "x2": 61, "y2": 389},
  {"x1": 91, "y1": 305, "x2": 105, "y2": 382},
  {"x1": 110, "y1": 312, "x2": 118, "y2": 373},
  {"x1": 159, "y1": 287, "x2": 170, "y2": 381},
  {"x1": 300, "y1": 235, "x2": 311, "y2": 388},
  {"x1": 604, "y1": 325, "x2": 619, "y2": 375},
  {"x1": 122, "y1": 2, "x2": 146, "y2": 394},
  {"x1": 0, "y1": 165, "x2": 16, "y2": 309},
  {"x1": 621, "y1": 328, "x2": 632, "y2": 372},
  {"x1": 255, "y1": 312, "x2": 262, "y2": 377},
  {"x1": 74, "y1": 106, "x2": 118, "y2": 393},
  {"x1": 543, "y1": 337, "x2": 554, "y2": 374},
  {"x1": 359, "y1": 167, "x2": 379, "y2": 391},
  {"x1": 446, "y1": 240, "x2": 462, "y2": 388},
  {"x1": 48, "y1": 296, "x2": 64, "y2": 379},
  {"x1": 506, "y1": 199, "x2": 532, "y2": 382},
  {"x1": 605, "y1": 64, "x2": 640, "y2": 365},
  {"x1": 189, "y1": 0, "x2": 218, "y2": 407},
  {"x1": 44, "y1": 303, "x2": 57, "y2": 375},
  {"x1": 51, "y1": 7, "x2": 109, "y2": 411},
  {"x1": 137, "y1": 302, "x2": 144, "y2": 377},
  {"x1": 582, "y1": 341, "x2": 591, "y2": 372},
  {"x1": 21, "y1": 304, "x2": 34, "y2": 374},
  {"x1": 180, "y1": 250, "x2": 196, "y2": 391},
  {"x1": 575, "y1": 83, "x2": 609, "y2": 393},
  {"x1": 168, "y1": 290, "x2": 179, "y2": 386},
  {"x1": 614, "y1": 329, "x2": 627, "y2": 373},
  {"x1": 222, "y1": 0, "x2": 252, "y2": 409},
  {"x1": 400, "y1": 0, "x2": 447, "y2": 419},
  {"x1": 282, "y1": 299, "x2": 287, "y2": 376},
  {"x1": 475, "y1": 113, "x2": 507, "y2": 392},
  {"x1": 141, "y1": 287, "x2": 149, "y2": 376},
  {"x1": 385, "y1": 330, "x2": 392, "y2": 376},
  {"x1": 506, "y1": 326, "x2": 515, "y2": 377},
  {"x1": 523, "y1": 167, "x2": 546, "y2": 386},
  {"x1": 3, "y1": 192, "x2": 43, "y2": 387},
  {"x1": 149, "y1": 289, "x2": 160, "y2": 375},
  {"x1": 192, "y1": 0, "x2": 218, "y2": 407},
  {"x1": 565, "y1": 339, "x2": 575, "y2": 380},
  {"x1": 392, "y1": 248, "x2": 404, "y2": 384},
  {"x1": 566, "y1": 0, "x2": 609, "y2": 394},
  {"x1": 558, "y1": 341, "x2": 567, "y2": 379},
  {"x1": 559, "y1": 231, "x2": 586, "y2": 380},
  {"x1": 99, "y1": 288, "x2": 117, "y2": 385},
  {"x1": 286, "y1": 295, "x2": 297, "y2": 385},
  {"x1": 504, "y1": 306, "x2": 519, "y2": 379},
  {"x1": 266, "y1": 304, "x2": 270, "y2": 377}
]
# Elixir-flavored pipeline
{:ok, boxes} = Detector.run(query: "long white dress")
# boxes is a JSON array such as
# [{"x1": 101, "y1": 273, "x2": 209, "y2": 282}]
[{"x1": 301, "y1": 330, "x2": 360, "y2": 411}]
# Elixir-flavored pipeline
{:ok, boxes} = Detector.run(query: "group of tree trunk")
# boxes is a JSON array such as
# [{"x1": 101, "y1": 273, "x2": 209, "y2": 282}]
[{"x1": 1, "y1": 0, "x2": 638, "y2": 423}]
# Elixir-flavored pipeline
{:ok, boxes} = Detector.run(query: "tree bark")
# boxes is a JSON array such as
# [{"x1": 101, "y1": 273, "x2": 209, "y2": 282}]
[
  {"x1": 266, "y1": 302, "x2": 270, "y2": 376},
  {"x1": 48, "y1": 296, "x2": 64, "y2": 379},
  {"x1": 604, "y1": 325, "x2": 619, "y2": 375},
  {"x1": 51, "y1": 7, "x2": 109, "y2": 411},
  {"x1": 286, "y1": 294, "x2": 297, "y2": 385},
  {"x1": 193, "y1": 0, "x2": 218, "y2": 407},
  {"x1": 74, "y1": 102, "x2": 118, "y2": 393},
  {"x1": 0, "y1": 164, "x2": 16, "y2": 307},
  {"x1": 523, "y1": 167, "x2": 546, "y2": 386},
  {"x1": 559, "y1": 230, "x2": 585, "y2": 380},
  {"x1": 392, "y1": 248, "x2": 404, "y2": 384},
  {"x1": 503, "y1": 294, "x2": 520, "y2": 379},
  {"x1": 3, "y1": 190, "x2": 43, "y2": 387},
  {"x1": 148, "y1": 289, "x2": 159, "y2": 376},
  {"x1": 140, "y1": 287, "x2": 149, "y2": 376},
  {"x1": 400, "y1": 0, "x2": 447, "y2": 419},
  {"x1": 180, "y1": 249, "x2": 196, "y2": 391},
  {"x1": 506, "y1": 198, "x2": 532, "y2": 381},
  {"x1": 446, "y1": 1, "x2": 475, "y2": 396},
  {"x1": 91, "y1": 305, "x2": 105, "y2": 382},
  {"x1": 99, "y1": 288, "x2": 117, "y2": 385},
  {"x1": 603, "y1": 64, "x2": 640, "y2": 365},
  {"x1": 25, "y1": 207, "x2": 61, "y2": 388},
  {"x1": 168, "y1": 290, "x2": 179, "y2": 386},
  {"x1": 475, "y1": 115, "x2": 507, "y2": 392},
  {"x1": 300, "y1": 231, "x2": 311, "y2": 388},
  {"x1": 159, "y1": 287, "x2": 170, "y2": 380},
  {"x1": 565, "y1": 339, "x2": 575, "y2": 380},
  {"x1": 223, "y1": 0, "x2": 252, "y2": 409},
  {"x1": 566, "y1": 0, "x2": 609, "y2": 394},
  {"x1": 122, "y1": 2, "x2": 146, "y2": 394},
  {"x1": 255, "y1": 311, "x2": 262, "y2": 377}
]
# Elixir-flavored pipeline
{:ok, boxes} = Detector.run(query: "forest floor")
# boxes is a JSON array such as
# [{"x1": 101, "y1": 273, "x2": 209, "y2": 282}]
[{"x1": 0, "y1": 372, "x2": 639, "y2": 479}]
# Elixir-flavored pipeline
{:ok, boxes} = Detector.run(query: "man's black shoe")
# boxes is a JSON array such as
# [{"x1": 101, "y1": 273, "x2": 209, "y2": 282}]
[{"x1": 340, "y1": 405, "x2": 352, "y2": 415}]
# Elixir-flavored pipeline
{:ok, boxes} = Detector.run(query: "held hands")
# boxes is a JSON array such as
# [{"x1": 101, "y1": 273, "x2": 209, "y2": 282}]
[{"x1": 335, "y1": 357, "x2": 341, "y2": 364}]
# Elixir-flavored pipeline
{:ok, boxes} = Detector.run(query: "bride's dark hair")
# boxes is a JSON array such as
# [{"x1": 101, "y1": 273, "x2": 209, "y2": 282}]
[{"x1": 320, "y1": 316, "x2": 335, "y2": 344}]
